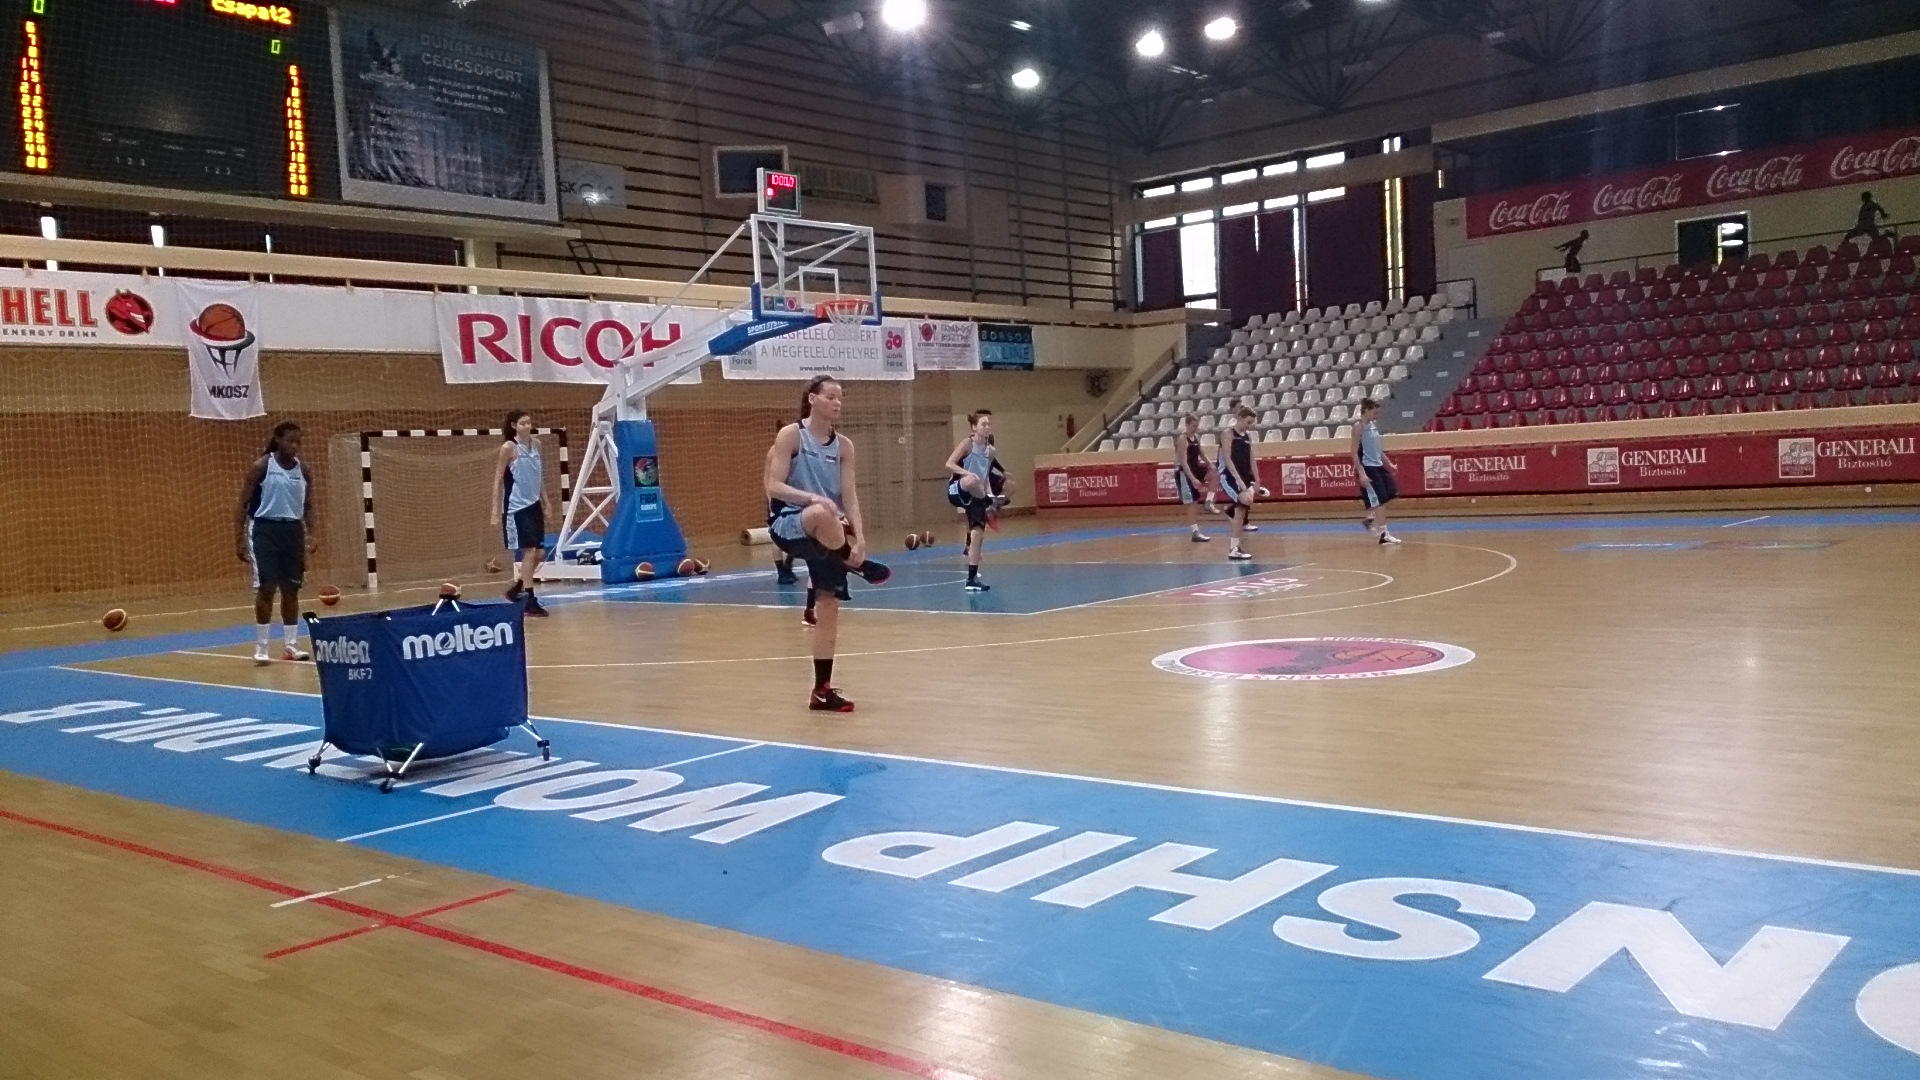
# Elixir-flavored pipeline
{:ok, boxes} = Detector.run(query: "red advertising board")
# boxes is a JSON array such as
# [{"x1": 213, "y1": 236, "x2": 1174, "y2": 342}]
[
  {"x1": 1036, "y1": 427, "x2": 1920, "y2": 509},
  {"x1": 1463, "y1": 125, "x2": 1920, "y2": 239}
]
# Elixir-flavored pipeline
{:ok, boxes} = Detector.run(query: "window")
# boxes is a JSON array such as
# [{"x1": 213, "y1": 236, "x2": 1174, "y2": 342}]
[
  {"x1": 1142, "y1": 183, "x2": 1176, "y2": 198},
  {"x1": 1144, "y1": 216, "x2": 1178, "y2": 230},
  {"x1": 1263, "y1": 195, "x2": 1299, "y2": 210},
  {"x1": 1180, "y1": 220, "x2": 1218, "y2": 303},
  {"x1": 1181, "y1": 210, "x2": 1216, "y2": 225},
  {"x1": 1222, "y1": 168, "x2": 1257, "y2": 185},
  {"x1": 1262, "y1": 161, "x2": 1298, "y2": 177},
  {"x1": 1306, "y1": 151, "x2": 1347, "y2": 169},
  {"x1": 925, "y1": 182, "x2": 949, "y2": 222},
  {"x1": 1307, "y1": 187, "x2": 1346, "y2": 202},
  {"x1": 1180, "y1": 177, "x2": 1215, "y2": 193},
  {"x1": 1223, "y1": 202, "x2": 1259, "y2": 217},
  {"x1": 713, "y1": 146, "x2": 789, "y2": 196}
]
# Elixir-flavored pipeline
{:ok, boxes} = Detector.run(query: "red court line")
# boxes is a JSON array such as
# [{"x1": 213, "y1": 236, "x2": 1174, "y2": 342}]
[
  {"x1": 264, "y1": 888, "x2": 516, "y2": 960},
  {"x1": 0, "y1": 808, "x2": 997, "y2": 1080}
]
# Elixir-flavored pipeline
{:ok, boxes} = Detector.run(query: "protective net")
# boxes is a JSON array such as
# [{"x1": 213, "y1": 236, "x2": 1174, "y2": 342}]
[{"x1": 0, "y1": 343, "x2": 934, "y2": 614}]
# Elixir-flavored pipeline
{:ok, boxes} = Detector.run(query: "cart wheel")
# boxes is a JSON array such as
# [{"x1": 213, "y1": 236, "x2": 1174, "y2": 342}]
[
  {"x1": 306, "y1": 755, "x2": 321, "y2": 774},
  {"x1": 538, "y1": 739, "x2": 551, "y2": 761},
  {"x1": 379, "y1": 777, "x2": 394, "y2": 794}
]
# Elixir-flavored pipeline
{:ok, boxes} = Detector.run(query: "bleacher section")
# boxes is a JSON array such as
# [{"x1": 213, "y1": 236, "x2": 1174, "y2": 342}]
[
  {"x1": 1096, "y1": 294, "x2": 1466, "y2": 452},
  {"x1": 1430, "y1": 236, "x2": 1920, "y2": 431}
]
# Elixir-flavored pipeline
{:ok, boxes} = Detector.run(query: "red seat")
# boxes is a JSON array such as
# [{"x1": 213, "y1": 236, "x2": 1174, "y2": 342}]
[
  {"x1": 1556, "y1": 407, "x2": 1584, "y2": 424},
  {"x1": 1792, "y1": 265, "x2": 1820, "y2": 285},
  {"x1": 1849, "y1": 343, "x2": 1881, "y2": 367},
  {"x1": 1635, "y1": 266, "x2": 1659, "y2": 284},
  {"x1": 1758, "y1": 328, "x2": 1786, "y2": 350},
  {"x1": 1840, "y1": 300, "x2": 1868, "y2": 323},
  {"x1": 1765, "y1": 371, "x2": 1795, "y2": 395},
  {"x1": 1871, "y1": 299, "x2": 1900, "y2": 321},
  {"x1": 1780, "y1": 349, "x2": 1810, "y2": 371},
  {"x1": 1517, "y1": 389, "x2": 1544, "y2": 412},
  {"x1": 1699, "y1": 376, "x2": 1728, "y2": 400},
  {"x1": 1814, "y1": 345, "x2": 1844, "y2": 369},
  {"x1": 1796, "y1": 368, "x2": 1831, "y2": 393},
  {"x1": 1458, "y1": 393, "x2": 1487, "y2": 415},
  {"x1": 1709, "y1": 313, "x2": 1736, "y2": 336},
  {"x1": 1911, "y1": 365, "x2": 1920, "y2": 386},
  {"x1": 1436, "y1": 397, "x2": 1460, "y2": 417},
  {"x1": 1475, "y1": 373, "x2": 1502, "y2": 393},
  {"x1": 1648, "y1": 318, "x2": 1676, "y2": 340},
  {"x1": 1857, "y1": 257, "x2": 1885, "y2": 279},
  {"x1": 1685, "y1": 295, "x2": 1714, "y2": 316},
  {"x1": 1826, "y1": 323, "x2": 1855, "y2": 346},
  {"x1": 1623, "y1": 322, "x2": 1648, "y2": 343},
  {"x1": 1622, "y1": 360, "x2": 1650, "y2": 382},
  {"x1": 1594, "y1": 323, "x2": 1620, "y2": 345},
  {"x1": 1711, "y1": 353, "x2": 1742, "y2": 377},
  {"x1": 1748, "y1": 350, "x2": 1779, "y2": 374},
  {"x1": 1783, "y1": 284, "x2": 1811, "y2": 307},
  {"x1": 1678, "y1": 315, "x2": 1706, "y2": 337},
  {"x1": 1607, "y1": 270, "x2": 1632, "y2": 288},
  {"x1": 1564, "y1": 365, "x2": 1592, "y2": 387},
  {"x1": 1867, "y1": 237, "x2": 1894, "y2": 258},
  {"x1": 1471, "y1": 357, "x2": 1495, "y2": 376},
  {"x1": 1564, "y1": 326, "x2": 1592, "y2": 348},
  {"x1": 1790, "y1": 327, "x2": 1820, "y2": 349},
  {"x1": 1823, "y1": 262, "x2": 1852, "y2": 283},
  {"x1": 1558, "y1": 276, "x2": 1582, "y2": 295},
  {"x1": 1836, "y1": 241, "x2": 1862, "y2": 262},
  {"x1": 1633, "y1": 381, "x2": 1663, "y2": 404},
  {"x1": 1504, "y1": 371, "x2": 1529, "y2": 391},
  {"x1": 1574, "y1": 385, "x2": 1600, "y2": 408},
  {"x1": 1888, "y1": 340, "x2": 1916, "y2": 364},
  {"x1": 1847, "y1": 366, "x2": 1879, "y2": 391},
  {"x1": 1893, "y1": 253, "x2": 1917, "y2": 275},
  {"x1": 1749, "y1": 253, "x2": 1772, "y2": 271},
  {"x1": 1653, "y1": 358, "x2": 1679, "y2": 381},
  {"x1": 1495, "y1": 353, "x2": 1521, "y2": 374},
  {"x1": 1647, "y1": 281, "x2": 1674, "y2": 301},
  {"x1": 1772, "y1": 306, "x2": 1801, "y2": 330},
  {"x1": 1603, "y1": 383, "x2": 1630, "y2": 406},
  {"x1": 1775, "y1": 250, "x2": 1801, "y2": 269},
  {"x1": 1865, "y1": 388, "x2": 1896, "y2": 407},
  {"x1": 1534, "y1": 367, "x2": 1560, "y2": 389},
  {"x1": 1806, "y1": 304, "x2": 1834, "y2": 326},
  {"x1": 1789, "y1": 393, "x2": 1824, "y2": 412},
  {"x1": 1900, "y1": 235, "x2": 1920, "y2": 256},
  {"x1": 1669, "y1": 378, "x2": 1696, "y2": 402},
  {"x1": 1676, "y1": 278, "x2": 1701, "y2": 297},
  {"x1": 1550, "y1": 311, "x2": 1576, "y2": 330},
  {"x1": 1545, "y1": 386, "x2": 1573, "y2": 409},
  {"x1": 1489, "y1": 391, "x2": 1515, "y2": 413},
  {"x1": 1877, "y1": 275, "x2": 1910, "y2": 298},
  {"x1": 1762, "y1": 268, "x2": 1788, "y2": 288},
  {"x1": 1806, "y1": 245, "x2": 1831, "y2": 266},
  {"x1": 1896, "y1": 316, "x2": 1920, "y2": 340},
  {"x1": 1681, "y1": 356, "x2": 1709, "y2": 379},
  {"x1": 1816, "y1": 281, "x2": 1844, "y2": 304},
  {"x1": 1526, "y1": 350, "x2": 1553, "y2": 371}
]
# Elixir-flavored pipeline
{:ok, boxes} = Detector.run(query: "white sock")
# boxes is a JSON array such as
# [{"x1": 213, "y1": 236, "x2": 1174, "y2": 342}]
[
  {"x1": 255, "y1": 624, "x2": 271, "y2": 648},
  {"x1": 281, "y1": 623, "x2": 301, "y2": 645}
]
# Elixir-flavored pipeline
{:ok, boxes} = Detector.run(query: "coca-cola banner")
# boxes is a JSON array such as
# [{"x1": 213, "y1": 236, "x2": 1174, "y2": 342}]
[
  {"x1": 1037, "y1": 425, "x2": 1920, "y2": 508},
  {"x1": 1465, "y1": 125, "x2": 1920, "y2": 239}
]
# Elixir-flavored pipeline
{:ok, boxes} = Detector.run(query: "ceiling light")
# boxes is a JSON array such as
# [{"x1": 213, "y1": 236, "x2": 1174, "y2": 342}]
[
  {"x1": 821, "y1": 11, "x2": 865, "y2": 35},
  {"x1": 1010, "y1": 19, "x2": 1031, "y2": 31},
  {"x1": 1011, "y1": 66, "x2": 1041, "y2": 90},
  {"x1": 1278, "y1": 0, "x2": 1312, "y2": 15},
  {"x1": 1135, "y1": 29, "x2": 1166, "y2": 57},
  {"x1": 1204, "y1": 16, "x2": 1237, "y2": 41},
  {"x1": 879, "y1": 0, "x2": 927, "y2": 32}
]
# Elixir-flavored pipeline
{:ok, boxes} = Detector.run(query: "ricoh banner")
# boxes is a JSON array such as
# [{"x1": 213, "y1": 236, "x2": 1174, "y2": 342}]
[
  {"x1": 1038, "y1": 426, "x2": 1920, "y2": 507},
  {"x1": 1465, "y1": 125, "x2": 1920, "y2": 238}
]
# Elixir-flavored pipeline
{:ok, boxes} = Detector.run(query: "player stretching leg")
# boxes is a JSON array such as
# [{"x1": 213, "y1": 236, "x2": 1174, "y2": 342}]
[{"x1": 765, "y1": 375, "x2": 892, "y2": 711}]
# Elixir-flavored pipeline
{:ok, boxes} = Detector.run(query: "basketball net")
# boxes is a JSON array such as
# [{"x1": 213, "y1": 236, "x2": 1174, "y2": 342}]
[{"x1": 816, "y1": 296, "x2": 872, "y2": 340}]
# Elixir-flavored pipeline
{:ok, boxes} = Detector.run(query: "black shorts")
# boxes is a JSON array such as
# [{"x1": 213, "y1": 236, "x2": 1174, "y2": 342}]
[
  {"x1": 1362, "y1": 465, "x2": 1399, "y2": 509},
  {"x1": 948, "y1": 478, "x2": 990, "y2": 530},
  {"x1": 1176, "y1": 467, "x2": 1210, "y2": 505},
  {"x1": 504, "y1": 503, "x2": 545, "y2": 552},
  {"x1": 249, "y1": 518, "x2": 305, "y2": 590},
  {"x1": 769, "y1": 509, "x2": 853, "y2": 601}
]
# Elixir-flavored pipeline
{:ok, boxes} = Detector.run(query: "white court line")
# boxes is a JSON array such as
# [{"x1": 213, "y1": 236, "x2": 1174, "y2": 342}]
[
  {"x1": 649, "y1": 742, "x2": 766, "y2": 770},
  {"x1": 335, "y1": 805, "x2": 498, "y2": 843},
  {"x1": 52, "y1": 638, "x2": 1920, "y2": 880},
  {"x1": 1034, "y1": 561, "x2": 1321, "y2": 614},
  {"x1": 269, "y1": 874, "x2": 404, "y2": 906},
  {"x1": 1723, "y1": 516, "x2": 1772, "y2": 527}
]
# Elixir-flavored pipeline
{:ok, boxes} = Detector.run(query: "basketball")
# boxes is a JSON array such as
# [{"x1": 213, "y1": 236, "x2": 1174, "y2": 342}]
[
  {"x1": 905, "y1": 533, "x2": 920, "y2": 550},
  {"x1": 318, "y1": 585, "x2": 341, "y2": 606},
  {"x1": 677, "y1": 557, "x2": 699, "y2": 577},
  {"x1": 694, "y1": 559, "x2": 710, "y2": 575},
  {"x1": 101, "y1": 608, "x2": 128, "y2": 632},
  {"x1": 921, "y1": 531, "x2": 935, "y2": 547},
  {"x1": 191, "y1": 303, "x2": 247, "y2": 342},
  {"x1": 635, "y1": 562, "x2": 655, "y2": 580},
  {"x1": 439, "y1": 581, "x2": 462, "y2": 599}
]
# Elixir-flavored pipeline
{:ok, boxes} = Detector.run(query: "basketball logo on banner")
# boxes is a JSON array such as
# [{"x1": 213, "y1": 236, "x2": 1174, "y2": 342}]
[{"x1": 178, "y1": 281, "x2": 266, "y2": 421}]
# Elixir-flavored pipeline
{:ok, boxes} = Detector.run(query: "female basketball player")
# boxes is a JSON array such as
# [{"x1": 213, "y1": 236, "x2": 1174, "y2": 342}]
[
  {"x1": 1217, "y1": 406, "x2": 1261, "y2": 560},
  {"x1": 946, "y1": 410, "x2": 998, "y2": 591},
  {"x1": 1353, "y1": 398, "x2": 1402, "y2": 545},
  {"x1": 235, "y1": 421, "x2": 314, "y2": 665},
  {"x1": 766, "y1": 375, "x2": 892, "y2": 711},
  {"x1": 1172, "y1": 413, "x2": 1212, "y2": 542},
  {"x1": 491, "y1": 410, "x2": 551, "y2": 617}
]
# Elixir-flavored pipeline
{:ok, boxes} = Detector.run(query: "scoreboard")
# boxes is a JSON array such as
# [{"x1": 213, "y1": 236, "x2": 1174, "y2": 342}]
[{"x1": 13, "y1": 0, "x2": 333, "y2": 198}]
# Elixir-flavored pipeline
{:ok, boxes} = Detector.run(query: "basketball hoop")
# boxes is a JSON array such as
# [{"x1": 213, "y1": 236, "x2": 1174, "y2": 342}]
[{"x1": 815, "y1": 296, "x2": 873, "y2": 339}]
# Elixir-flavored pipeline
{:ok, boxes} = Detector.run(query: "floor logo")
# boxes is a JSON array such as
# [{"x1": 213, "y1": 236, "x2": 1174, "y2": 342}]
[{"x1": 1152, "y1": 637, "x2": 1475, "y2": 681}]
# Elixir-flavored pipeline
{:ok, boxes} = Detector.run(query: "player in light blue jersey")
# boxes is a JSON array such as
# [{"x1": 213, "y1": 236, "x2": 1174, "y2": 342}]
[
  {"x1": 235, "y1": 421, "x2": 314, "y2": 665},
  {"x1": 492, "y1": 409, "x2": 551, "y2": 617},
  {"x1": 946, "y1": 410, "x2": 1004, "y2": 592}
]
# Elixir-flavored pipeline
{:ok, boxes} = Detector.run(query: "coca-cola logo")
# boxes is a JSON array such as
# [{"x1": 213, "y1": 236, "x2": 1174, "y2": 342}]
[
  {"x1": 1828, "y1": 137, "x2": 1920, "y2": 182},
  {"x1": 1705, "y1": 155, "x2": 1804, "y2": 200},
  {"x1": 1593, "y1": 175, "x2": 1685, "y2": 217},
  {"x1": 1485, "y1": 191, "x2": 1572, "y2": 233}
]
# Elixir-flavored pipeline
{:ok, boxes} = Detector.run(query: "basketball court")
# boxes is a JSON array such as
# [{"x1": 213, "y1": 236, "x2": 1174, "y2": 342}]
[{"x1": 5, "y1": 507, "x2": 1918, "y2": 1080}]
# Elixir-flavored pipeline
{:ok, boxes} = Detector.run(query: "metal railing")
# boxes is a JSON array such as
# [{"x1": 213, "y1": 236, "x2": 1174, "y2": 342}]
[{"x1": 1532, "y1": 219, "x2": 1920, "y2": 284}]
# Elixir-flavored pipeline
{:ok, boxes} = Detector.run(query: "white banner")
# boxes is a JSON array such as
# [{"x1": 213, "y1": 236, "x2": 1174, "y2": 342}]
[
  {"x1": 436, "y1": 294, "x2": 705, "y2": 385},
  {"x1": 0, "y1": 269, "x2": 181, "y2": 347},
  {"x1": 721, "y1": 320, "x2": 913, "y2": 381},
  {"x1": 178, "y1": 280, "x2": 266, "y2": 421},
  {"x1": 908, "y1": 319, "x2": 980, "y2": 371}
]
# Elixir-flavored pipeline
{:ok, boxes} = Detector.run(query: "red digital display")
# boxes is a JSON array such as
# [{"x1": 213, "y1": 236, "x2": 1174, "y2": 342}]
[
  {"x1": 766, "y1": 172, "x2": 797, "y2": 189},
  {"x1": 759, "y1": 169, "x2": 801, "y2": 215}
]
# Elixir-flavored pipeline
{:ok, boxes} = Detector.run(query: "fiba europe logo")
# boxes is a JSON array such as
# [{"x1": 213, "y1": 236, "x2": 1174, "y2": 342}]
[
  {"x1": 188, "y1": 303, "x2": 255, "y2": 378},
  {"x1": 1153, "y1": 637, "x2": 1475, "y2": 681}
]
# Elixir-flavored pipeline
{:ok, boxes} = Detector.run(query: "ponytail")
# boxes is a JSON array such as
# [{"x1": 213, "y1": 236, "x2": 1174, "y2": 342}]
[
  {"x1": 800, "y1": 374, "x2": 839, "y2": 419},
  {"x1": 264, "y1": 421, "x2": 300, "y2": 456},
  {"x1": 503, "y1": 409, "x2": 529, "y2": 440}
]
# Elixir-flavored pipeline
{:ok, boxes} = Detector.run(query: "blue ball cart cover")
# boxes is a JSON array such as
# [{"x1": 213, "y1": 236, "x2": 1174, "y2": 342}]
[{"x1": 302, "y1": 597, "x2": 550, "y2": 792}]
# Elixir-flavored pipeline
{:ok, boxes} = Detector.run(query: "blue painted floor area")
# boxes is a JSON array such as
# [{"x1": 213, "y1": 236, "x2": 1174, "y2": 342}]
[
  {"x1": 618, "y1": 560, "x2": 1299, "y2": 615},
  {"x1": 2, "y1": 666, "x2": 1917, "y2": 1080}
]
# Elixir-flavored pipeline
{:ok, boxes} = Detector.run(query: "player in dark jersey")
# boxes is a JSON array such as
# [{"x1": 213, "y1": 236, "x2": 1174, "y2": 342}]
[
  {"x1": 946, "y1": 410, "x2": 1000, "y2": 592},
  {"x1": 1172, "y1": 413, "x2": 1213, "y2": 543},
  {"x1": 765, "y1": 375, "x2": 892, "y2": 712},
  {"x1": 1216, "y1": 406, "x2": 1261, "y2": 561}
]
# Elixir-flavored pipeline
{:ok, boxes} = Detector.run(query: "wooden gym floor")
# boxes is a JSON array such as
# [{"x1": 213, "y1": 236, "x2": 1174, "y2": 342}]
[{"x1": 3, "y1": 507, "x2": 1918, "y2": 1080}]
